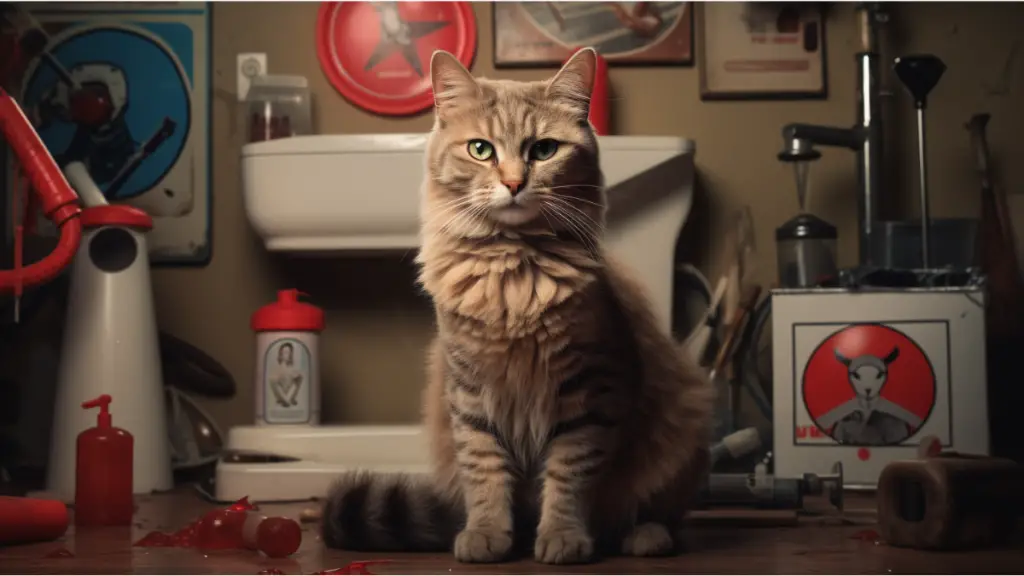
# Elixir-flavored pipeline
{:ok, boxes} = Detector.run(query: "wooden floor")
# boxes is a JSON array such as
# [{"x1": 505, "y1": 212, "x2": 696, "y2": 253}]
[{"x1": 2, "y1": 491, "x2": 1022, "y2": 574}]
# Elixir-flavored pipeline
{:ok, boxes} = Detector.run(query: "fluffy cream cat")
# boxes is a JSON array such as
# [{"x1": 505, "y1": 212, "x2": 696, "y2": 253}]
[{"x1": 321, "y1": 47, "x2": 713, "y2": 565}]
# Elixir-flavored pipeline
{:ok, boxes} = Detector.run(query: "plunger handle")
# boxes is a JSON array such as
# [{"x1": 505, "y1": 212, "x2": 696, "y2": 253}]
[{"x1": 894, "y1": 55, "x2": 946, "y2": 269}]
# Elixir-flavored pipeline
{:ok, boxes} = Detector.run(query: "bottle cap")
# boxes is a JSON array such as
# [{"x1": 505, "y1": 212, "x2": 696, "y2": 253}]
[
  {"x1": 251, "y1": 289, "x2": 325, "y2": 333},
  {"x1": 82, "y1": 394, "x2": 113, "y2": 428}
]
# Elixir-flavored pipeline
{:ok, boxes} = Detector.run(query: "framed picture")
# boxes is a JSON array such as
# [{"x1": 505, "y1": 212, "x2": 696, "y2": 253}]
[
  {"x1": 2, "y1": 2, "x2": 212, "y2": 266},
  {"x1": 494, "y1": 2, "x2": 693, "y2": 67},
  {"x1": 698, "y1": 2, "x2": 827, "y2": 101}
]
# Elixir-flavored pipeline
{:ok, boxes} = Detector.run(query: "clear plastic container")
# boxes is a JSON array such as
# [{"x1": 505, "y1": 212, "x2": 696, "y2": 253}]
[
  {"x1": 775, "y1": 213, "x2": 838, "y2": 288},
  {"x1": 246, "y1": 75, "x2": 312, "y2": 143}
]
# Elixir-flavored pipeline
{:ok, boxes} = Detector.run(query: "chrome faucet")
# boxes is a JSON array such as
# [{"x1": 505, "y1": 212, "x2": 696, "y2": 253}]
[{"x1": 777, "y1": 3, "x2": 887, "y2": 267}]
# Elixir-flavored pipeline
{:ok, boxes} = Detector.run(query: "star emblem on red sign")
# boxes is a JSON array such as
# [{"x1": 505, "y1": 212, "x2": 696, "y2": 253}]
[{"x1": 316, "y1": 2, "x2": 477, "y2": 116}]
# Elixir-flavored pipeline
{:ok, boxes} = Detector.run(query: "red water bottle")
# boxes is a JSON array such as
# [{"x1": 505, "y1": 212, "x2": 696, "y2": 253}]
[{"x1": 75, "y1": 394, "x2": 134, "y2": 526}]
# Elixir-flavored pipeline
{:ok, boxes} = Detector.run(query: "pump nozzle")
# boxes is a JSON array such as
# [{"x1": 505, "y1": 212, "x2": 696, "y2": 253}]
[{"x1": 82, "y1": 394, "x2": 113, "y2": 428}]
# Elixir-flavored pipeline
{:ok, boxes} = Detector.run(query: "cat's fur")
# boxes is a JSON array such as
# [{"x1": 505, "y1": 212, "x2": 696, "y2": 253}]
[{"x1": 321, "y1": 48, "x2": 714, "y2": 565}]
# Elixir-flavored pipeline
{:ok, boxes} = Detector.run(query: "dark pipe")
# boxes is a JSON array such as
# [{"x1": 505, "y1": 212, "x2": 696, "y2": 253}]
[{"x1": 782, "y1": 124, "x2": 861, "y2": 151}]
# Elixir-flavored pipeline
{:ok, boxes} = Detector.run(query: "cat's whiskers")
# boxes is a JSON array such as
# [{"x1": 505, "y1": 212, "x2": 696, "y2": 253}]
[
  {"x1": 545, "y1": 196, "x2": 604, "y2": 256},
  {"x1": 540, "y1": 200, "x2": 601, "y2": 259},
  {"x1": 544, "y1": 194, "x2": 604, "y2": 233},
  {"x1": 440, "y1": 200, "x2": 489, "y2": 237},
  {"x1": 431, "y1": 195, "x2": 478, "y2": 233},
  {"x1": 542, "y1": 186, "x2": 605, "y2": 208}
]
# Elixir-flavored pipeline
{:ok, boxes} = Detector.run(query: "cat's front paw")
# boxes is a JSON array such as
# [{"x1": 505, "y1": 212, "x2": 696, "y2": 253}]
[
  {"x1": 453, "y1": 527, "x2": 513, "y2": 563},
  {"x1": 622, "y1": 522, "x2": 675, "y2": 556},
  {"x1": 534, "y1": 526, "x2": 595, "y2": 565}
]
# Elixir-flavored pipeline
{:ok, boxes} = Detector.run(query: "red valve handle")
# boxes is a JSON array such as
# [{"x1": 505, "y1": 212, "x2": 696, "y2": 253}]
[{"x1": 0, "y1": 87, "x2": 81, "y2": 293}]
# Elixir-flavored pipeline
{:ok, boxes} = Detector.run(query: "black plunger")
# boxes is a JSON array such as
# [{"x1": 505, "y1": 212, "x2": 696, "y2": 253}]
[{"x1": 894, "y1": 54, "x2": 946, "y2": 269}]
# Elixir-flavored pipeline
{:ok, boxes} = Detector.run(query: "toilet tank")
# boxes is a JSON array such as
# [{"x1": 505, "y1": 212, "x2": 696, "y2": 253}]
[{"x1": 241, "y1": 134, "x2": 696, "y2": 333}]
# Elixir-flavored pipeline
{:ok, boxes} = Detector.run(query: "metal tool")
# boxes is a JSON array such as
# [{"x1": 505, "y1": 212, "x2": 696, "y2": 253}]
[
  {"x1": 893, "y1": 54, "x2": 946, "y2": 269},
  {"x1": 699, "y1": 454, "x2": 844, "y2": 513}
]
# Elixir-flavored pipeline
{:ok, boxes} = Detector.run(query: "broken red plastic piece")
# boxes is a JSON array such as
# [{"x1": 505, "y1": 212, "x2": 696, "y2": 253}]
[
  {"x1": 313, "y1": 560, "x2": 392, "y2": 575},
  {"x1": 133, "y1": 496, "x2": 258, "y2": 549},
  {"x1": 195, "y1": 508, "x2": 247, "y2": 550},
  {"x1": 227, "y1": 496, "x2": 260, "y2": 512}
]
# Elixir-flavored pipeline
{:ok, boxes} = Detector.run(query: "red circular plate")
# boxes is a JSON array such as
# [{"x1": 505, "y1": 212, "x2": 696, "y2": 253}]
[{"x1": 316, "y1": 2, "x2": 477, "y2": 117}]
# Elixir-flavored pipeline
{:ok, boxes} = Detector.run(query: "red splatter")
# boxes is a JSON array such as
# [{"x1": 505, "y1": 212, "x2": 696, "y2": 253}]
[
  {"x1": 851, "y1": 528, "x2": 884, "y2": 545},
  {"x1": 44, "y1": 548, "x2": 74, "y2": 558},
  {"x1": 134, "y1": 531, "x2": 176, "y2": 547},
  {"x1": 857, "y1": 448, "x2": 871, "y2": 461},
  {"x1": 134, "y1": 495, "x2": 256, "y2": 549},
  {"x1": 258, "y1": 570, "x2": 284, "y2": 575},
  {"x1": 313, "y1": 560, "x2": 392, "y2": 575}
]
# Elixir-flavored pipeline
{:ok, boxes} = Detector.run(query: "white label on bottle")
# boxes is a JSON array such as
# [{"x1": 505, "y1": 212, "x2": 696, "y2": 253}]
[{"x1": 262, "y1": 337, "x2": 313, "y2": 424}]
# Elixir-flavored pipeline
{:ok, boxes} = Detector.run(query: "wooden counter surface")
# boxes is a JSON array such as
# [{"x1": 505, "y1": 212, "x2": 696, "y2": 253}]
[{"x1": 1, "y1": 490, "x2": 1022, "y2": 574}]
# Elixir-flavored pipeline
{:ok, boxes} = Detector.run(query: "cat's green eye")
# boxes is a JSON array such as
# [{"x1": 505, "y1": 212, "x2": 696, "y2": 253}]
[
  {"x1": 530, "y1": 139, "x2": 559, "y2": 161},
  {"x1": 467, "y1": 139, "x2": 495, "y2": 161}
]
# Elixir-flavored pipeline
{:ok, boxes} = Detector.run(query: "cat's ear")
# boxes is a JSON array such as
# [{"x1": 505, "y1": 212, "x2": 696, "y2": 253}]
[
  {"x1": 546, "y1": 47, "x2": 597, "y2": 116},
  {"x1": 430, "y1": 50, "x2": 478, "y2": 114}
]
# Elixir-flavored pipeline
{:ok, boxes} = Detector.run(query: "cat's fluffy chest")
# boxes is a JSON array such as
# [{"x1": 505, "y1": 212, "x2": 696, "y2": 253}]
[{"x1": 423, "y1": 241, "x2": 598, "y2": 340}]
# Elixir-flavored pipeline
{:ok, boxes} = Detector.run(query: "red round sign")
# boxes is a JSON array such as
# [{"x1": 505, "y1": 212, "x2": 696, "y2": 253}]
[
  {"x1": 802, "y1": 323, "x2": 937, "y2": 446},
  {"x1": 316, "y1": 2, "x2": 477, "y2": 117}
]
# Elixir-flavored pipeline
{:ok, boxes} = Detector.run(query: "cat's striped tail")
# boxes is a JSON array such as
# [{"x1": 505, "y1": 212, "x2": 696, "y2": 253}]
[{"x1": 320, "y1": 471, "x2": 464, "y2": 552}]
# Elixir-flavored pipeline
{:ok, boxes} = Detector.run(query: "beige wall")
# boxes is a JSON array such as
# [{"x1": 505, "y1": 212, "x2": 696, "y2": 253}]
[{"x1": 150, "y1": 2, "x2": 1024, "y2": 431}]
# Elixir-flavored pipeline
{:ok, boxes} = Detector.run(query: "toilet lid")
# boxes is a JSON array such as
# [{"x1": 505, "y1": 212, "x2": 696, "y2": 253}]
[{"x1": 316, "y1": 1, "x2": 477, "y2": 117}]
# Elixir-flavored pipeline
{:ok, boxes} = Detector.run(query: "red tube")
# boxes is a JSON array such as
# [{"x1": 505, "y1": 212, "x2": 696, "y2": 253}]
[
  {"x1": 0, "y1": 496, "x2": 70, "y2": 545},
  {"x1": 0, "y1": 87, "x2": 82, "y2": 292}
]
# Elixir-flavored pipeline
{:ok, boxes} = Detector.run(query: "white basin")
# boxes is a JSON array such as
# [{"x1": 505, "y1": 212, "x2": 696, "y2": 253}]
[{"x1": 241, "y1": 134, "x2": 696, "y2": 334}]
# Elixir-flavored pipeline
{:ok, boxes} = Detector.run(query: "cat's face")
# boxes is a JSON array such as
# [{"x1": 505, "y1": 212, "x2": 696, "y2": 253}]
[{"x1": 423, "y1": 49, "x2": 604, "y2": 236}]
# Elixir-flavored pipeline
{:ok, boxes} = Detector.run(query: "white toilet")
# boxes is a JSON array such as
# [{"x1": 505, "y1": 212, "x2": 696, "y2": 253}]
[{"x1": 222, "y1": 133, "x2": 698, "y2": 502}]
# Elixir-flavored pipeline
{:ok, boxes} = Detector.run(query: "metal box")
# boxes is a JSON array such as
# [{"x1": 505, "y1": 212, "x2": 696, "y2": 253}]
[{"x1": 772, "y1": 286, "x2": 990, "y2": 488}]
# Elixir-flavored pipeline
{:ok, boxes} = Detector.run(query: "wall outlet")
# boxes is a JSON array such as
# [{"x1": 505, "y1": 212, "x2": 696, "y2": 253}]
[{"x1": 237, "y1": 52, "x2": 267, "y2": 102}]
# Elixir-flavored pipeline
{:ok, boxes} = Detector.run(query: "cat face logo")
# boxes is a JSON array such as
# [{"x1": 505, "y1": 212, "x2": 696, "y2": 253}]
[{"x1": 803, "y1": 324, "x2": 936, "y2": 447}]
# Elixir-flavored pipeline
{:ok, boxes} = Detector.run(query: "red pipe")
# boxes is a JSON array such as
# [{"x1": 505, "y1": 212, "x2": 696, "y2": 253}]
[
  {"x1": 0, "y1": 495, "x2": 70, "y2": 545},
  {"x1": 0, "y1": 87, "x2": 81, "y2": 292}
]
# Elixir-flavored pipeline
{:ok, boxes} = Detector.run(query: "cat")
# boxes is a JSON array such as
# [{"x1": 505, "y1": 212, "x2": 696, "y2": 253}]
[{"x1": 320, "y1": 47, "x2": 714, "y2": 565}]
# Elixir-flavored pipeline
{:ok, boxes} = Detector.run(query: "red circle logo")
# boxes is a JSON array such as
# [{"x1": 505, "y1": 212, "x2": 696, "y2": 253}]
[
  {"x1": 316, "y1": 2, "x2": 477, "y2": 116},
  {"x1": 802, "y1": 324, "x2": 936, "y2": 446}
]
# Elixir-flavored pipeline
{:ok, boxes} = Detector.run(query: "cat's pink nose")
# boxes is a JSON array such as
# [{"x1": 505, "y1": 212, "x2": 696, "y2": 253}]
[{"x1": 502, "y1": 180, "x2": 523, "y2": 196}]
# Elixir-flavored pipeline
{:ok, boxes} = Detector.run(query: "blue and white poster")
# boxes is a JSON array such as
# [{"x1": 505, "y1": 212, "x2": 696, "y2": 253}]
[{"x1": 5, "y1": 3, "x2": 210, "y2": 265}]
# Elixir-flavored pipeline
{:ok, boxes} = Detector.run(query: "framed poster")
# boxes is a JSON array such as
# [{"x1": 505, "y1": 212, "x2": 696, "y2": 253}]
[
  {"x1": 698, "y1": 2, "x2": 827, "y2": 101},
  {"x1": 494, "y1": 2, "x2": 693, "y2": 67},
  {"x1": 771, "y1": 288, "x2": 990, "y2": 488},
  {"x1": 3, "y1": 2, "x2": 211, "y2": 266}
]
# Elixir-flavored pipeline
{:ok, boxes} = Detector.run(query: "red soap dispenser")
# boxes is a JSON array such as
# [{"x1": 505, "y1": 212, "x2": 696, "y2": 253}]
[{"x1": 75, "y1": 394, "x2": 134, "y2": 526}]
